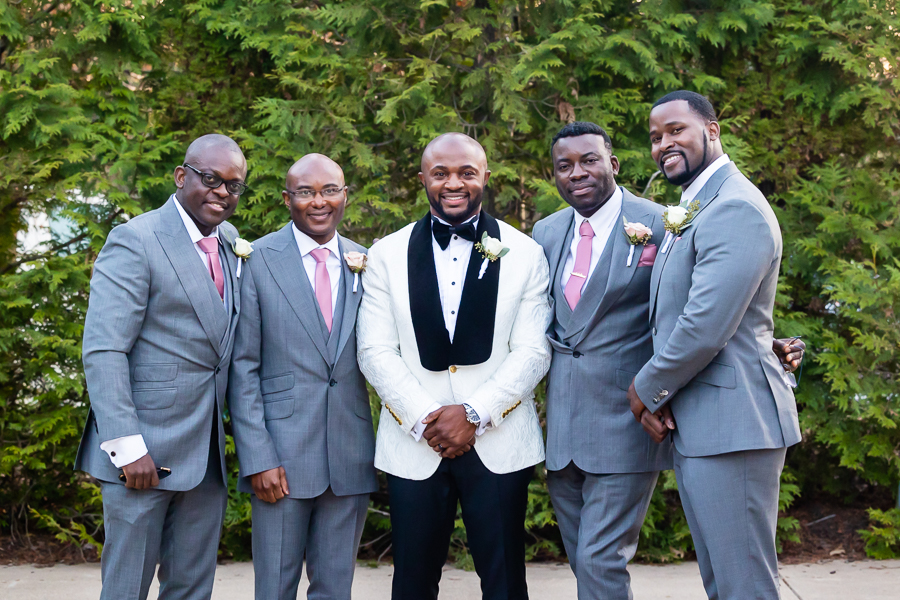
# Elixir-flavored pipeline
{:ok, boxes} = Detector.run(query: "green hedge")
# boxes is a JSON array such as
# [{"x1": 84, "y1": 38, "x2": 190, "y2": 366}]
[{"x1": 2, "y1": 0, "x2": 899, "y2": 561}]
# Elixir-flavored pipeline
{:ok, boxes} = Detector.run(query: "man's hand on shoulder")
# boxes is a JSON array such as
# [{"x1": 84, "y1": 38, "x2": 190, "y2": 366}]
[
  {"x1": 251, "y1": 467, "x2": 290, "y2": 503},
  {"x1": 628, "y1": 379, "x2": 675, "y2": 444},
  {"x1": 122, "y1": 454, "x2": 160, "y2": 490},
  {"x1": 422, "y1": 406, "x2": 477, "y2": 458}
]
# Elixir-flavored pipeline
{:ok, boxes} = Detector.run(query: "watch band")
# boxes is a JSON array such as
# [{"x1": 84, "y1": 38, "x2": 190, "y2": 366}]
[{"x1": 462, "y1": 403, "x2": 481, "y2": 426}]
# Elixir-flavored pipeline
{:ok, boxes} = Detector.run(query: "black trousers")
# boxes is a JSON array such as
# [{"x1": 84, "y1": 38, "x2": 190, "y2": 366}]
[{"x1": 387, "y1": 450, "x2": 534, "y2": 600}]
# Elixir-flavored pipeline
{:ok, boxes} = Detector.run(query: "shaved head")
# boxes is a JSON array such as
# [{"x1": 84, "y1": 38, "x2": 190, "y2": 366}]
[
  {"x1": 183, "y1": 134, "x2": 246, "y2": 173},
  {"x1": 420, "y1": 132, "x2": 487, "y2": 173},
  {"x1": 285, "y1": 153, "x2": 344, "y2": 190}
]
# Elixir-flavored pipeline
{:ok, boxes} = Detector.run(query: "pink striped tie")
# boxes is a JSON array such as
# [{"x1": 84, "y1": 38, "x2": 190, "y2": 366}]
[
  {"x1": 197, "y1": 238, "x2": 225, "y2": 300},
  {"x1": 310, "y1": 248, "x2": 333, "y2": 332},
  {"x1": 564, "y1": 220, "x2": 594, "y2": 309}
]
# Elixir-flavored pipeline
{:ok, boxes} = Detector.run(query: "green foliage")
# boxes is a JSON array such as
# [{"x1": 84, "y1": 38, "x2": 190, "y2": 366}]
[
  {"x1": 859, "y1": 508, "x2": 900, "y2": 559},
  {"x1": 2, "y1": 0, "x2": 899, "y2": 563}
]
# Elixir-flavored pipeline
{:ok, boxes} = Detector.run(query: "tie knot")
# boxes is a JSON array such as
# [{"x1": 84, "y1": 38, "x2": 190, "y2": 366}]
[
  {"x1": 310, "y1": 248, "x2": 330, "y2": 263},
  {"x1": 579, "y1": 220, "x2": 595, "y2": 238},
  {"x1": 197, "y1": 237, "x2": 219, "y2": 255}
]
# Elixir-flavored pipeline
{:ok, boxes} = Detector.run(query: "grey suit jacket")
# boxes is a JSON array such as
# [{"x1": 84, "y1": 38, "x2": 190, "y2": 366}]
[
  {"x1": 228, "y1": 224, "x2": 377, "y2": 499},
  {"x1": 75, "y1": 197, "x2": 243, "y2": 491},
  {"x1": 534, "y1": 188, "x2": 672, "y2": 473},
  {"x1": 634, "y1": 163, "x2": 802, "y2": 457}
]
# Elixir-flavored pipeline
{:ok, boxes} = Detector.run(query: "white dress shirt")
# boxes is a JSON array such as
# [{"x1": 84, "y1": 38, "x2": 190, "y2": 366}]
[
  {"x1": 292, "y1": 223, "x2": 342, "y2": 314},
  {"x1": 411, "y1": 215, "x2": 491, "y2": 442},
  {"x1": 560, "y1": 186, "x2": 623, "y2": 290},
  {"x1": 680, "y1": 154, "x2": 731, "y2": 205},
  {"x1": 100, "y1": 196, "x2": 226, "y2": 469}
]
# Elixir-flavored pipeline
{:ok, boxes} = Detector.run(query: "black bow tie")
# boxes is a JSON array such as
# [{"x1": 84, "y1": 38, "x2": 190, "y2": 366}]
[{"x1": 432, "y1": 217, "x2": 477, "y2": 251}]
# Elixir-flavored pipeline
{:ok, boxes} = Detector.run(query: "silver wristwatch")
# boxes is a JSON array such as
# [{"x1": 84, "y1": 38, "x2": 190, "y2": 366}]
[{"x1": 462, "y1": 403, "x2": 481, "y2": 426}]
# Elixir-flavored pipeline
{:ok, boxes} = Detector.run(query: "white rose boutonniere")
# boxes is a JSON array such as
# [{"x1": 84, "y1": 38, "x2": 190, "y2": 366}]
[
  {"x1": 661, "y1": 200, "x2": 699, "y2": 253},
  {"x1": 232, "y1": 237, "x2": 254, "y2": 278},
  {"x1": 474, "y1": 232, "x2": 509, "y2": 280},
  {"x1": 344, "y1": 251, "x2": 367, "y2": 293},
  {"x1": 623, "y1": 218, "x2": 653, "y2": 267}
]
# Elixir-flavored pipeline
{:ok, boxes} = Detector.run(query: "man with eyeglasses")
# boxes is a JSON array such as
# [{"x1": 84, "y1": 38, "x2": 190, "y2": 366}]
[
  {"x1": 228, "y1": 154, "x2": 377, "y2": 600},
  {"x1": 76, "y1": 134, "x2": 249, "y2": 600}
]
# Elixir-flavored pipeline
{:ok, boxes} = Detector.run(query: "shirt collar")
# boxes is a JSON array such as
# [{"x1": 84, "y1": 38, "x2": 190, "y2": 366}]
[
  {"x1": 573, "y1": 185, "x2": 623, "y2": 234},
  {"x1": 292, "y1": 222, "x2": 341, "y2": 258},
  {"x1": 173, "y1": 195, "x2": 219, "y2": 244},
  {"x1": 680, "y1": 154, "x2": 731, "y2": 205}
]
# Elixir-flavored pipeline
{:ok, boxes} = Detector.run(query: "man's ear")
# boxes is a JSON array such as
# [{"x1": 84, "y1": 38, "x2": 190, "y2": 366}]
[
  {"x1": 483, "y1": 170, "x2": 492, "y2": 186},
  {"x1": 610, "y1": 155, "x2": 620, "y2": 175},
  {"x1": 173, "y1": 166, "x2": 186, "y2": 189},
  {"x1": 282, "y1": 191, "x2": 291, "y2": 209},
  {"x1": 417, "y1": 172, "x2": 426, "y2": 186},
  {"x1": 708, "y1": 121, "x2": 721, "y2": 142}
]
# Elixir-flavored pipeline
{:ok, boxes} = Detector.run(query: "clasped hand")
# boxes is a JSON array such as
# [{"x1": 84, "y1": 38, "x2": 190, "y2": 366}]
[
  {"x1": 627, "y1": 380, "x2": 675, "y2": 444},
  {"x1": 422, "y1": 405, "x2": 476, "y2": 459}
]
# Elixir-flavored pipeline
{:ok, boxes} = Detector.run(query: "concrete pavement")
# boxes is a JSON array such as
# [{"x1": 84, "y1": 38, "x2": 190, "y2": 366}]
[{"x1": 2, "y1": 559, "x2": 899, "y2": 599}]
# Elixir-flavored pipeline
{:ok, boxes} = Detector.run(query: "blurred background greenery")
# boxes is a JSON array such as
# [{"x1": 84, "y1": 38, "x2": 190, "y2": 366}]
[{"x1": 1, "y1": 0, "x2": 899, "y2": 564}]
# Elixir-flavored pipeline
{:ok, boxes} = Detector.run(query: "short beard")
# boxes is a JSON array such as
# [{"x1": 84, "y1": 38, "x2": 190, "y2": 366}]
[
  {"x1": 661, "y1": 132, "x2": 708, "y2": 186},
  {"x1": 427, "y1": 189, "x2": 483, "y2": 225}
]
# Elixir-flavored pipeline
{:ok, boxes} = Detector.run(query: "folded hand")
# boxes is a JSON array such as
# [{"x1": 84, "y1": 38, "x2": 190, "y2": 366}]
[{"x1": 422, "y1": 405, "x2": 477, "y2": 458}]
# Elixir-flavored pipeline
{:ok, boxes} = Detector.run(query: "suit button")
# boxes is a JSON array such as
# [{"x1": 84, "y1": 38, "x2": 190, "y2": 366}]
[
  {"x1": 449, "y1": 365, "x2": 457, "y2": 373},
  {"x1": 573, "y1": 351, "x2": 582, "y2": 358},
  {"x1": 329, "y1": 379, "x2": 337, "y2": 387},
  {"x1": 652, "y1": 327, "x2": 657, "y2": 336},
  {"x1": 110, "y1": 451, "x2": 116, "y2": 457},
  {"x1": 215, "y1": 366, "x2": 221, "y2": 374}
]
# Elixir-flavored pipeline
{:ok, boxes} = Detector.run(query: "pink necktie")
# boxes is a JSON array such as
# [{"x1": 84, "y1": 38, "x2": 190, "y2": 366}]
[
  {"x1": 310, "y1": 248, "x2": 333, "y2": 332},
  {"x1": 197, "y1": 238, "x2": 225, "y2": 300},
  {"x1": 564, "y1": 220, "x2": 595, "y2": 309}
]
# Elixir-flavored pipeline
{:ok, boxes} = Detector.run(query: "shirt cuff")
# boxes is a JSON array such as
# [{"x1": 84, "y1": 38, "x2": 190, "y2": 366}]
[
  {"x1": 100, "y1": 434, "x2": 149, "y2": 469},
  {"x1": 411, "y1": 402, "x2": 443, "y2": 442},
  {"x1": 464, "y1": 400, "x2": 491, "y2": 436}
]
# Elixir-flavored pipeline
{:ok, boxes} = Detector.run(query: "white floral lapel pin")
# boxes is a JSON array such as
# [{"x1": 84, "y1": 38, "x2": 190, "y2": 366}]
[
  {"x1": 661, "y1": 200, "x2": 699, "y2": 253},
  {"x1": 474, "y1": 232, "x2": 509, "y2": 280},
  {"x1": 232, "y1": 237, "x2": 254, "y2": 278},
  {"x1": 623, "y1": 218, "x2": 653, "y2": 267},
  {"x1": 344, "y1": 251, "x2": 367, "y2": 293}
]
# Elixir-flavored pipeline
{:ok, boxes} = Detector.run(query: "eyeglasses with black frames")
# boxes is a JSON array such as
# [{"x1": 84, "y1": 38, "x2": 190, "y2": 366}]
[
  {"x1": 183, "y1": 164, "x2": 249, "y2": 196},
  {"x1": 285, "y1": 186, "x2": 347, "y2": 200}
]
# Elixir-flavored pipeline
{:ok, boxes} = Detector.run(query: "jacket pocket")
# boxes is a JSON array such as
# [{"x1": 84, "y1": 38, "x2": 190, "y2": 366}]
[
  {"x1": 132, "y1": 388, "x2": 177, "y2": 410},
  {"x1": 133, "y1": 364, "x2": 178, "y2": 382},
  {"x1": 260, "y1": 373, "x2": 294, "y2": 395},
  {"x1": 615, "y1": 369, "x2": 638, "y2": 391},
  {"x1": 263, "y1": 397, "x2": 294, "y2": 420},
  {"x1": 694, "y1": 361, "x2": 737, "y2": 389}
]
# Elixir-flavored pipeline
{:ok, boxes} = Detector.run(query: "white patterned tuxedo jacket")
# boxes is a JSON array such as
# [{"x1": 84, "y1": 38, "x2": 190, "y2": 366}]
[{"x1": 357, "y1": 211, "x2": 552, "y2": 480}]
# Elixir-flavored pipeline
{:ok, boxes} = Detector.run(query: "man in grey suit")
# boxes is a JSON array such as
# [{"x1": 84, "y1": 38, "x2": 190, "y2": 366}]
[
  {"x1": 76, "y1": 134, "x2": 249, "y2": 599},
  {"x1": 228, "y1": 154, "x2": 377, "y2": 600},
  {"x1": 533, "y1": 122, "x2": 670, "y2": 600},
  {"x1": 628, "y1": 90, "x2": 803, "y2": 600}
]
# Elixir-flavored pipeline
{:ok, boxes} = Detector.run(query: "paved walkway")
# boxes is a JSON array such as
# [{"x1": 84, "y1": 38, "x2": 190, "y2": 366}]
[{"x1": 3, "y1": 559, "x2": 899, "y2": 599}]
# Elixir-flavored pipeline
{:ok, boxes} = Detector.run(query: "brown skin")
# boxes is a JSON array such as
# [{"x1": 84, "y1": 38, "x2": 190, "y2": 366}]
[
  {"x1": 124, "y1": 135, "x2": 247, "y2": 490},
  {"x1": 552, "y1": 134, "x2": 620, "y2": 218},
  {"x1": 173, "y1": 134, "x2": 247, "y2": 237},
  {"x1": 282, "y1": 154, "x2": 348, "y2": 245},
  {"x1": 649, "y1": 99, "x2": 723, "y2": 190},
  {"x1": 418, "y1": 133, "x2": 491, "y2": 226},
  {"x1": 416, "y1": 133, "x2": 490, "y2": 457},
  {"x1": 251, "y1": 466, "x2": 291, "y2": 504}
]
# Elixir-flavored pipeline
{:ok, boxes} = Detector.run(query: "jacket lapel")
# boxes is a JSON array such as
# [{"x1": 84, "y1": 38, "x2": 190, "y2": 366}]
[
  {"x1": 334, "y1": 236, "x2": 363, "y2": 365},
  {"x1": 261, "y1": 224, "x2": 330, "y2": 364},
  {"x1": 218, "y1": 228, "x2": 242, "y2": 320},
  {"x1": 571, "y1": 190, "x2": 651, "y2": 347},
  {"x1": 155, "y1": 199, "x2": 228, "y2": 356},
  {"x1": 408, "y1": 213, "x2": 452, "y2": 371},
  {"x1": 450, "y1": 210, "x2": 501, "y2": 367},
  {"x1": 546, "y1": 208, "x2": 576, "y2": 298}
]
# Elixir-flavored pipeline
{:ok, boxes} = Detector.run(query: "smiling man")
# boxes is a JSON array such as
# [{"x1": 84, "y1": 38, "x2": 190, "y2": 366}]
[
  {"x1": 628, "y1": 91, "x2": 802, "y2": 600},
  {"x1": 357, "y1": 132, "x2": 552, "y2": 600},
  {"x1": 228, "y1": 154, "x2": 377, "y2": 600},
  {"x1": 76, "y1": 134, "x2": 248, "y2": 599}
]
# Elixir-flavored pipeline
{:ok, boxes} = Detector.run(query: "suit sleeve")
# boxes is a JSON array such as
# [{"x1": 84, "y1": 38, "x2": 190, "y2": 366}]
[
  {"x1": 356, "y1": 243, "x2": 437, "y2": 435},
  {"x1": 466, "y1": 243, "x2": 553, "y2": 427},
  {"x1": 633, "y1": 199, "x2": 778, "y2": 411},
  {"x1": 227, "y1": 259, "x2": 282, "y2": 477},
  {"x1": 82, "y1": 223, "x2": 150, "y2": 443}
]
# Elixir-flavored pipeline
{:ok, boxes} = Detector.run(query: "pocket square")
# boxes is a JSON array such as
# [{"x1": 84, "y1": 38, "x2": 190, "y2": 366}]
[{"x1": 638, "y1": 244, "x2": 658, "y2": 267}]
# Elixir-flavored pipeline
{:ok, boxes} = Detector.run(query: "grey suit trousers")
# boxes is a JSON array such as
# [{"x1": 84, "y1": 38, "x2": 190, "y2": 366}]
[
  {"x1": 250, "y1": 488, "x2": 369, "y2": 600},
  {"x1": 674, "y1": 447, "x2": 786, "y2": 600},
  {"x1": 548, "y1": 465, "x2": 658, "y2": 600},
  {"x1": 99, "y1": 449, "x2": 226, "y2": 600}
]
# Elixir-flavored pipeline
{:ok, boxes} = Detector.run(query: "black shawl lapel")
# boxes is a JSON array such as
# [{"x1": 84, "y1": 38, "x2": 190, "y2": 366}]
[
  {"x1": 450, "y1": 210, "x2": 501, "y2": 367},
  {"x1": 408, "y1": 213, "x2": 452, "y2": 371}
]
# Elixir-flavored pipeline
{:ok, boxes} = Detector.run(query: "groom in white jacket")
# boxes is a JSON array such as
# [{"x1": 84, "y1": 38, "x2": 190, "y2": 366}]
[{"x1": 357, "y1": 133, "x2": 552, "y2": 600}]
